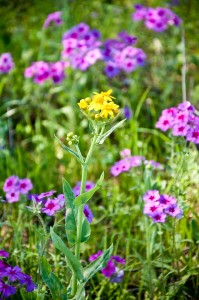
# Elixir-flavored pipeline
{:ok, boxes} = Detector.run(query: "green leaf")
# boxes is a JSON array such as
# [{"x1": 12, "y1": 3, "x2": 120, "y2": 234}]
[
  {"x1": 40, "y1": 257, "x2": 68, "y2": 300},
  {"x1": 50, "y1": 227, "x2": 84, "y2": 282},
  {"x1": 54, "y1": 134, "x2": 82, "y2": 163},
  {"x1": 63, "y1": 178, "x2": 77, "y2": 244},
  {"x1": 81, "y1": 217, "x2": 91, "y2": 243},
  {"x1": 83, "y1": 244, "x2": 113, "y2": 282},
  {"x1": 74, "y1": 172, "x2": 104, "y2": 206},
  {"x1": 97, "y1": 119, "x2": 126, "y2": 144}
]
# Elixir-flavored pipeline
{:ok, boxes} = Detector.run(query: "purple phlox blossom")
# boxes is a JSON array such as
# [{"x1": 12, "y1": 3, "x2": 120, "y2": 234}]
[
  {"x1": 43, "y1": 11, "x2": 62, "y2": 28},
  {"x1": 19, "y1": 274, "x2": 36, "y2": 292},
  {"x1": 37, "y1": 190, "x2": 56, "y2": 200},
  {"x1": 5, "y1": 191, "x2": 20, "y2": 203},
  {"x1": 110, "y1": 268, "x2": 124, "y2": 283},
  {"x1": 120, "y1": 148, "x2": 131, "y2": 158},
  {"x1": 83, "y1": 204, "x2": 93, "y2": 223},
  {"x1": 41, "y1": 198, "x2": 61, "y2": 216},
  {"x1": 3, "y1": 176, "x2": 19, "y2": 193},
  {"x1": 89, "y1": 251, "x2": 103, "y2": 262},
  {"x1": 18, "y1": 178, "x2": 33, "y2": 194},
  {"x1": 0, "y1": 53, "x2": 14, "y2": 74},
  {"x1": 0, "y1": 266, "x2": 24, "y2": 282},
  {"x1": 156, "y1": 101, "x2": 199, "y2": 144},
  {"x1": 0, "y1": 250, "x2": 9, "y2": 259},
  {"x1": 144, "y1": 160, "x2": 164, "y2": 170},
  {"x1": 124, "y1": 105, "x2": 132, "y2": 120},
  {"x1": 143, "y1": 190, "x2": 160, "y2": 202},
  {"x1": 27, "y1": 194, "x2": 40, "y2": 202},
  {"x1": 132, "y1": 4, "x2": 181, "y2": 32},
  {"x1": 143, "y1": 190, "x2": 183, "y2": 222},
  {"x1": 0, "y1": 282, "x2": 16, "y2": 298},
  {"x1": 50, "y1": 61, "x2": 68, "y2": 84},
  {"x1": 24, "y1": 61, "x2": 51, "y2": 85},
  {"x1": 102, "y1": 34, "x2": 146, "y2": 77},
  {"x1": 72, "y1": 181, "x2": 95, "y2": 197},
  {"x1": 89, "y1": 252, "x2": 125, "y2": 281},
  {"x1": 61, "y1": 23, "x2": 102, "y2": 71},
  {"x1": 56, "y1": 194, "x2": 65, "y2": 208}
]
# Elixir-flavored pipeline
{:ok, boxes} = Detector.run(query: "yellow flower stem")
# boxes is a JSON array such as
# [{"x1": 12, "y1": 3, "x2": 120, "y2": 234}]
[{"x1": 71, "y1": 125, "x2": 100, "y2": 296}]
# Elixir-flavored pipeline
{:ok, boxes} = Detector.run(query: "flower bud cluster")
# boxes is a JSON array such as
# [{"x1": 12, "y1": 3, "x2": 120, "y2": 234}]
[{"x1": 66, "y1": 132, "x2": 79, "y2": 145}]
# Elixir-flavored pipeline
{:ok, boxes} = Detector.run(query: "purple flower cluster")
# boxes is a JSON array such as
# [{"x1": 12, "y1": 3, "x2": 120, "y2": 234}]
[
  {"x1": 155, "y1": 101, "x2": 199, "y2": 144},
  {"x1": 110, "y1": 149, "x2": 163, "y2": 177},
  {"x1": 0, "y1": 53, "x2": 14, "y2": 74},
  {"x1": 143, "y1": 190, "x2": 183, "y2": 223},
  {"x1": 3, "y1": 175, "x2": 33, "y2": 203},
  {"x1": 24, "y1": 61, "x2": 69, "y2": 85},
  {"x1": 0, "y1": 250, "x2": 36, "y2": 298},
  {"x1": 102, "y1": 31, "x2": 146, "y2": 78},
  {"x1": 43, "y1": 11, "x2": 62, "y2": 28},
  {"x1": 89, "y1": 251, "x2": 125, "y2": 282},
  {"x1": 132, "y1": 4, "x2": 181, "y2": 32},
  {"x1": 61, "y1": 22, "x2": 102, "y2": 71}
]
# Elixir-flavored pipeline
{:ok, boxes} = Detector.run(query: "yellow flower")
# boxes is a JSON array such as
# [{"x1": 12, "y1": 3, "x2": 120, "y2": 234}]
[{"x1": 78, "y1": 90, "x2": 119, "y2": 123}]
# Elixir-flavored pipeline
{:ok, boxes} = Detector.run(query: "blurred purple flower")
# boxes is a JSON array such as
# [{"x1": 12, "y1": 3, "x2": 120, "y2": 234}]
[
  {"x1": 124, "y1": 105, "x2": 132, "y2": 119},
  {"x1": 0, "y1": 250, "x2": 9, "y2": 259},
  {"x1": 73, "y1": 181, "x2": 95, "y2": 197},
  {"x1": 0, "y1": 282, "x2": 16, "y2": 298},
  {"x1": 41, "y1": 198, "x2": 61, "y2": 216},
  {"x1": 0, "y1": 53, "x2": 14, "y2": 74},
  {"x1": 43, "y1": 11, "x2": 62, "y2": 28},
  {"x1": 19, "y1": 274, "x2": 37, "y2": 292},
  {"x1": 38, "y1": 190, "x2": 56, "y2": 200},
  {"x1": 83, "y1": 204, "x2": 93, "y2": 223}
]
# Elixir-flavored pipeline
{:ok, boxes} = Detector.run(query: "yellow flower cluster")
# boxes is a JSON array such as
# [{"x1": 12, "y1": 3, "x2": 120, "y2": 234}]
[{"x1": 78, "y1": 90, "x2": 119, "y2": 122}]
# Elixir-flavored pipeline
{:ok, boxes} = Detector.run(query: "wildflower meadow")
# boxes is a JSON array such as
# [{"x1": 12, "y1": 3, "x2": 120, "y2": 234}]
[{"x1": 0, "y1": 0, "x2": 199, "y2": 299}]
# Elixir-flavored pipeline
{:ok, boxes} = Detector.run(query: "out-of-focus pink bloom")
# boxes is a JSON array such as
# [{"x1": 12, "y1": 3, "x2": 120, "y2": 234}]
[
  {"x1": 41, "y1": 198, "x2": 61, "y2": 216},
  {"x1": 18, "y1": 179, "x2": 33, "y2": 194},
  {"x1": 0, "y1": 53, "x2": 14, "y2": 73},
  {"x1": 43, "y1": 11, "x2": 62, "y2": 28},
  {"x1": 120, "y1": 148, "x2": 131, "y2": 158}
]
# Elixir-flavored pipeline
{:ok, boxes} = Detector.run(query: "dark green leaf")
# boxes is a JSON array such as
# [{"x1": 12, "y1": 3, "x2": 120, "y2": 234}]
[
  {"x1": 81, "y1": 217, "x2": 91, "y2": 243},
  {"x1": 40, "y1": 257, "x2": 68, "y2": 300},
  {"x1": 50, "y1": 228, "x2": 84, "y2": 282}
]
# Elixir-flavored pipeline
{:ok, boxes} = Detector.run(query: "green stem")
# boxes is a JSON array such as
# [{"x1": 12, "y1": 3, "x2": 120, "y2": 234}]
[{"x1": 71, "y1": 125, "x2": 100, "y2": 296}]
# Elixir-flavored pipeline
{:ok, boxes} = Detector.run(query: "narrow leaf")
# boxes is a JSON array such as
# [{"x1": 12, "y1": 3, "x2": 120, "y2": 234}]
[
  {"x1": 97, "y1": 119, "x2": 126, "y2": 144},
  {"x1": 40, "y1": 257, "x2": 68, "y2": 300},
  {"x1": 81, "y1": 217, "x2": 91, "y2": 243},
  {"x1": 63, "y1": 178, "x2": 77, "y2": 245},
  {"x1": 50, "y1": 228, "x2": 84, "y2": 282},
  {"x1": 74, "y1": 172, "x2": 104, "y2": 206}
]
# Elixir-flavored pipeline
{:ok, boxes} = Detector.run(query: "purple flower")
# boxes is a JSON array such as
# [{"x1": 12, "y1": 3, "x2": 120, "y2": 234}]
[
  {"x1": 104, "y1": 62, "x2": 120, "y2": 78},
  {"x1": 124, "y1": 105, "x2": 132, "y2": 119},
  {"x1": 1, "y1": 266, "x2": 24, "y2": 282},
  {"x1": 110, "y1": 268, "x2": 124, "y2": 283},
  {"x1": 101, "y1": 260, "x2": 116, "y2": 277},
  {"x1": 0, "y1": 250, "x2": 9, "y2": 259},
  {"x1": 89, "y1": 251, "x2": 103, "y2": 262},
  {"x1": 83, "y1": 204, "x2": 93, "y2": 223},
  {"x1": 43, "y1": 11, "x2": 62, "y2": 28},
  {"x1": 38, "y1": 190, "x2": 56, "y2": 200},
  {"x1": 3, "y1": 176, "x2": 19, "y2": 193},
  {"x1": 19, "y1": 274, "x2": 36, "y2": 292},
  {"x1": 72, "y1": 181, "x2": 95, "y2": 197},
  {"x1": 165, "y1": 203, "x2": 183, "y2": 218},
  {"x1": 151, "y1": 210, "x2": 167, "y2": 223},
  {"x1": 5, "y1": 191, "x2": 20, "y2": 203},
  {"x1": 50, "y1": 61, "x2": 68, "y2": 84},
  {"x1": 0, "y1": 53, "x2": 14, "y2": 74},
  {"x1": 41, "y1": 198, "x2": 61, "y2": 216},
  {"x1": 111, "y1": 256, "x2": 126, "y2": 265},
  {"x1": 0, "y1": 282, "x2": 16, "y2": 298},
  {"x1": 143, "y1": 200, "x2": 161, "y2": 215},
  {"x1": 18, "y1": 178, "x2": 33, "y2": 194},
  {"x1": 143, "y1": 190, "x2": 160, "y2": 202}
]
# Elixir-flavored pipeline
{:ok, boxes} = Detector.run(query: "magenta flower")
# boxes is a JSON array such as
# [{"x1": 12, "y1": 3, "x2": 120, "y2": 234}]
[
  {"x1": 151, "y1": 210, "x2": 167, "y2": 223},
  {"x1": 101, "y1": 260, "x2": 116, "y2": 277},
  {"x1": 0, "y1": 53, "x2": 14, "y2": 74},
  {"x1": 83, "y1": 204, "x2": 93, "y2": 223},
  {"x1": 132, "y1": 5, "x2": 181, "y2": 32},
  {"x1": 41, "y1": 198, "x2": 61, "y2": 216},
  {"x1": 119, "y1": 148, "x2": 131, "y2": 158},
  {"x1": 43, "y1": 11, "x2": 62, "y2": 28},
  {"x1": 19, "y1": 274, "x2": 36, "y2": 292},
  {"x1": 143, "y1": 190, "x2": 160, "y2": 202},
  {"x1": 38, "y1": 190, "x2": 56, "y2": 200},
  {"x1": 89, "y1": 251, "x2": 103, "y2": 262},
  {"x1": 0, "y1": 250, "x2": 9, "y2": 259},
  {"x1": 18, "y1": 179, "x2": 33, "y2": 194},
  {"x1": 1, "y1": 266, "x2": 24, "y2": 282},
  {"x1": 72, "y1": 181, "x2": 95, "y2": 197},
  {"x1": 5, "y1": 191, "x2": 20, "y2": 203},
  {"x1": 143, "y1": 200, "x2": 161, "y2": 215},
  {"x1": 165, "y1": 204, "x2": 183, "y2": 218},
  {"x1": 3, "y1": 176, "x2": 19, "y2": 193}
]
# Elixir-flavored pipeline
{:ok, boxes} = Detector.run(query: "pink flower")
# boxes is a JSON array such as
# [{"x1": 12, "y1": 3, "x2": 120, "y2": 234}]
[
  {"x1": 143, "y1": 200, "x2": 161, "y2": 215},
  {"x1": 38, "y1": 190, "x2": 56, "y2": 200},
  {"x1": 6, "y1": 191, "x2": 20, "y2": 203},
  {"x1": 120, "y1": 148, "x2": 131, "y2": 158},
  {"x1": 143, "y1": 190, "x2": 160, "y2": 202},
  {"x1": 41, "y1": 198, "x2": 61, "y2": 216},
  {"x1": 18, "y1": 179, "x2": 33, "y2": 194},
  {"x1": 151, "y1": 210, "x2": 167, "y2": 223},
  {"x1": 3, "y1": 176, "x2": 19, "y2": 193}
]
